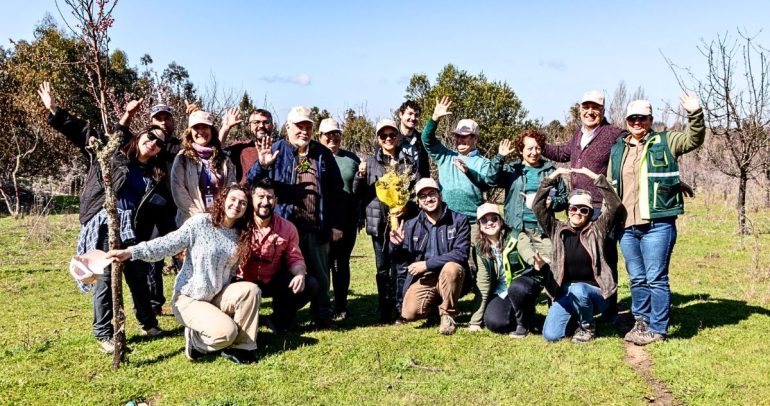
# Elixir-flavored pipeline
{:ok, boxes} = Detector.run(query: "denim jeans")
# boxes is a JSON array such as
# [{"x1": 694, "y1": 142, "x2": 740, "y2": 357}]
[
  {"x1": 619, "y1": 218, "x2": 677, "y2": 335},
  {"x1": 542, "y1": 282, "x2": 608, "y2": 341}
]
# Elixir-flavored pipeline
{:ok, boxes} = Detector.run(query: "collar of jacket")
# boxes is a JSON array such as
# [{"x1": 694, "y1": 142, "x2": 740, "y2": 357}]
[
  {"x1": 375, "y1": 146, "x2": 408, "y2": 163},
  {"x1": 510, "y1": 158, "x2": 556, "y2": 172}
]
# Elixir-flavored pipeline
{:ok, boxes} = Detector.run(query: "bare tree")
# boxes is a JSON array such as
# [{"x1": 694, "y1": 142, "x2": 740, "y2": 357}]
[
  {"x1": 0, "y1": 130, "x2": 39, "y2": 218},
  {"x1": 58, "y1": 0, "x2": 127, "y2": 367},
  {"x1": 664, "y1": 31, "x2": 770, "y2": 234},
  {"x1": 607, "y1": 81, "x2": 647, "y2": 127}
]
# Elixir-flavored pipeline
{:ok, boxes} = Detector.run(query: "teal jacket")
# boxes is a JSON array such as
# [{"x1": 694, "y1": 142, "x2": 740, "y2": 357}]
[
  {"x1": 421, "y1": 118, "x2": 494, "y2": 222},
  {"x1": 467, "y1": 156, "x2": 568, "y2": 235}
]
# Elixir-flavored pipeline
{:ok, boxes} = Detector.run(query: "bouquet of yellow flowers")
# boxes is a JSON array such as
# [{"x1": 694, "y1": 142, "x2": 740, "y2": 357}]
[{"x1": 375, "y1": 164, "x2": 413, "y2": 230}]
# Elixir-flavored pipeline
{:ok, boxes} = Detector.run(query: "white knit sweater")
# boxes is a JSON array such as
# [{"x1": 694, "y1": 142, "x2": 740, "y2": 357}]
[{"x1": 130, "y1": 213, "x2": 240, "y2": 302}]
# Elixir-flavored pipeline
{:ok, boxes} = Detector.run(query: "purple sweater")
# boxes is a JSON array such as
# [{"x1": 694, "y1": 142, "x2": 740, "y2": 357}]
[{"x1": 543, "y1": 122, "x2": 625, "y2": 206}]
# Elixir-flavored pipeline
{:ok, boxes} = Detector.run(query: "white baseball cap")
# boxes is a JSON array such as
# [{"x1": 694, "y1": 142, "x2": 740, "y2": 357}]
[
  {"x1": 376, "y1": 119, "x2": 399, "y2": 135},
  {"x1": 188, "y1": 111, "x2": 214, "y2": 127},
  {"x1": 453, "y1": 119, "x2": 480, "y2": 136},
  {"x1": 319, "y1": 118, "x2": 341, "y2": 134},
  {"x1": 415, "y1": 177, "x2": 440, "y2": 195},
  {"x1": 626, "y1": 100, "x2": 653, "y2": 117},
  {"x1": 581, "y1": 90, "x2": 605, "y2": 106},
  {"x1": 476, "y1": 203, "x2": 501, "y2": 220},
  {"x1": 286, "y1": 106, "x2": 313, "y2": 124}
]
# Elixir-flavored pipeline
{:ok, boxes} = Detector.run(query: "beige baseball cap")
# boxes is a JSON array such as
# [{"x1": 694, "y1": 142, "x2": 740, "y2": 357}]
[
  {"x1": 568, "y1": 189, "x2": 593, "y2": 207},
  {"x1": 375, "y1": 119, "x2": 399, "y2": 134},
  {"x1": 581, "y1": 90, "x2": 605, "y2": 106},
  {"x1": 188, "y1": 110, "x2": 214, "y2": 127},
  {"x1": 453, "y1": 119, "x2": 480, "y2": 136},
  {"x1": 319, "y1": 118, "x2": 341, "y2": 134},
  {"x1": 287, "y1": 106, "x2": 313, "y2": 124},
  {"x1": 476, "y1": 203, "x2": 501, "y2": 220},
  {"x1": 626, "y1": 100, "x2": 653, "y2": 117},
  {"x1": 415, "y1": 177, "x2": 440, "y2": 195}
]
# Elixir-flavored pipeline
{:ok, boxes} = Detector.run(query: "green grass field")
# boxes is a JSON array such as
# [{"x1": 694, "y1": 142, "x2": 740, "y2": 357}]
[{"x1": 1, "y1": 196, "x2": 769, "y2": 405}]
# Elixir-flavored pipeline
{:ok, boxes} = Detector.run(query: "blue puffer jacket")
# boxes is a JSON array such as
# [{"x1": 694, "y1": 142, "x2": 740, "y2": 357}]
[
  {"x1": 246, "y1": 138, "x2": 344, "y2": 242},
  {"x1": 391, "y1": 204, "x2": 471, "y2": 295}
]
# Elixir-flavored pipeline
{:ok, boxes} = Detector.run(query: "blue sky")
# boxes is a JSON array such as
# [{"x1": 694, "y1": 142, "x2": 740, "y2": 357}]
[{"x1": 3, "y1": 0, "x2": 769, "y2": 126}]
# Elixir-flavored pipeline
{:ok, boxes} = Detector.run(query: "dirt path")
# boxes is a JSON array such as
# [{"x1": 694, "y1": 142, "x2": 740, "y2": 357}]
[{"x1": 619, "y1": 315, "x2": 680, "y2": 406}]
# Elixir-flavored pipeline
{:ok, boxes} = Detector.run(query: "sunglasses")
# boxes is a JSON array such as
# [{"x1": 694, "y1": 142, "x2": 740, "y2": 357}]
[
  {"x1": 146, "y1": 132, "x2": 166, "y2": 148},
  {"x1": 479, "y1": 215, "x2": 500, "y2": 225},
  {"x1": 568, "y1": 205, "x2": 591, "y2": 216},
  {"x1": 627, "y1": 115, "x2": 649, "y2": 122},
  {"x1": 378, "y1": 132, "x2": 398, "y2": 140}
]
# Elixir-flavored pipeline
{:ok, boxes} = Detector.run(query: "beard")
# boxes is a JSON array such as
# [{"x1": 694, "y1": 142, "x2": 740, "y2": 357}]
[{"x1": 256, "y1": 205, "x2": 274, "y2": 220}]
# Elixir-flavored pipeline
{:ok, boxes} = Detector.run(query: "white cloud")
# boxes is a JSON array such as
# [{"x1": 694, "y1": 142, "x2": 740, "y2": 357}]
[
  {"x1": 538, "y1": 59, "x2": 567, "y2": 71},
  {"x1": 260, "y1": 73, "x2": 311, "y2": 86}
]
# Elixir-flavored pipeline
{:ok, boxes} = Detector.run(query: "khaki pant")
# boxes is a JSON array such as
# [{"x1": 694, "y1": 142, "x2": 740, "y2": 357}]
[
  {"x1": 517, "y1": 228, "x2": 553, "y2": 265},
  {"x1": 172, "y1": 282, "x2": 261, "y2": 352},
  {"x1": 401, "y1": 262, "x2": 465, "y2": 320}
]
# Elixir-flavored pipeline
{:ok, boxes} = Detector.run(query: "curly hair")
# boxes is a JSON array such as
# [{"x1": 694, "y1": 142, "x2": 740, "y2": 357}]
[
  {"x1": 514, "y1": 129, "x2": 547, "y2": 154},
  {"x1": 180, "y1": 125, "x2": 227, "y2": 174},
  {"x1": 398, "y1": 100, "x2": 422, "y2": 116},
  {"x1": 120, "y1": 125, "x2": 168, "y2": 182},
  {"x1": 208, "y1": 183, "x2": 252, "y2": 231}
]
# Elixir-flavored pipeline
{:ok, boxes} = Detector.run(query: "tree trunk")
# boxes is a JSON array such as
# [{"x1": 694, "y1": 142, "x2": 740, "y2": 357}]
[{"x1": 737, "y1": 171, "x2": 748, "y2": 235}]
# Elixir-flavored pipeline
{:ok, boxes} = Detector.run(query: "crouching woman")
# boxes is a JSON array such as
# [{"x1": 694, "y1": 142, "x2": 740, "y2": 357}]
[
  {"x1": 108, "y1": 184, "x2": 261, "y2": 364},
  {"x1": 534, "y1": 167, "x2": 624, "y2": 343}
]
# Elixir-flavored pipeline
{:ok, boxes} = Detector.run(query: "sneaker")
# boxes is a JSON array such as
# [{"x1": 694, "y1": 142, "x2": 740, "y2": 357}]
[
  {"x1": 508, "y1": 325, "x2": 528, "y2": 339},
  {"x1": 624, "y1": 317, "x2": 648, "y2": 343},
  {"x1": 141, "y1": 327, "x2": 164, "y2": 337},
  {"x1": 466, "y1": 324, "x2": 483, "y2": 332},
  {"x1": 571, "y1": 323, "x2": 596, "y2": 343},
  {"x1": 393, "y1": 317, "x2": 407, "y2": 326},
  {"x1": 219, "y1": 348, "x2": 257, "y2": 365},
  {"x1": 98, "y1": 338, "x2": 115, "y2": 354},
  {"x1": 632, "y1": 330, "x2": 666, "y2": 346},
  {"x1": 438, "y1": 315, "x2": 457, "y2": 335},
  {"x1": 183, "y1": 327, "x2": 205, "y2": 361},
  {"x1": 333, "y1": 310, "x2": 349, "y2": 321}
]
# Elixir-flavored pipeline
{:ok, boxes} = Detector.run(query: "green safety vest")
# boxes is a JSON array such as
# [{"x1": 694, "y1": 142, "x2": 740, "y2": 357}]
[{"x1": 608, "y1": 131, "x2": 684, "y2": 220}]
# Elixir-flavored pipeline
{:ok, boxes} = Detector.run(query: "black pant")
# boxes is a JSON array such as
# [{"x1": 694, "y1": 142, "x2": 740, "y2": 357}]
[
  {"x1": 483, "y1": 275, "x2": 542, "y2": 334},
  {"x1": 258, "y1": 271, "x2": 320, "y2": 330},
  {"x1": 93, "y1": 225, "x2": 158, "y2": 340},
  {"x1": 329, "y1": 223, "x2": 357, "y2": 313},
  {"x1": 372, "y1": 235, "x2": 403, "y2": 322}
]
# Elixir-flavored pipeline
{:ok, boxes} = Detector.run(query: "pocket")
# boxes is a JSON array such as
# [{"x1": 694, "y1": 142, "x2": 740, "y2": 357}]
[
  {"x1": 653, "y1": 178, "x2": 681, "y2": 209},
  {"x1": 649, "y1": 150, "x2": 669, "y2": 168}
]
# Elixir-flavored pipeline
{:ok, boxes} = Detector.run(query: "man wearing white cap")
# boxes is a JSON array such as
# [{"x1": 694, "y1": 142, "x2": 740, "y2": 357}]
[
  {"x1": 246, "y1": 106, "x2": 345, "y2": 329},
  {"x1": 318, "y1": 118, "x2": 361, "y2": 319},
  {"x1": 390, "y1": 178, "x2": 470, "y2": 335}
]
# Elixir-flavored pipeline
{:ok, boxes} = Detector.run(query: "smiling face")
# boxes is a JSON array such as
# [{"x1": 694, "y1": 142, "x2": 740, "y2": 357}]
[
  {"x1": 398, "y1": 107, "x2": 419, "y2": 132},
  {"x1": 287, "y1": 121, "x2": 313, "y2": 149},
  {"x1": 224, "y1": 189, "x2": 249, "y2": 222},
  {"x1": 417, "y1": 188, "x2": 441, "y2": 214},
  {"x1": 580, "y1": 102, "x2": 604, "y2": 129},
  {"x1": 626, "y1": 115, "x2": 653, "y2": 139},
  {"x1": 479, "y1": 213, "x2": 502, "y2": 237},
  {"x1": 320, "y1": 131, "x2": 341, "y2": 154},
  {"x1": 252, "y1": 187, "x2": 276, "y2": 220},
  {"x1": 377, "y1": 128, "x2": 399, "y2": 155},
  {"x1": 191, "y1": 123, "x2": 212, "y2": 146},
  {"x1": 249, "y1": 112, "x2": 274, "y2": 140},
  {"x1": 151, "y1": 111, "x2": 175, "y2": 134},
  {"x1": 567, "y1": 205, "x2": 591, "y2": 228},
  {"x1": 520, "y1": 136, "x2": 542, "y2": 166},
  {"x1": 137, "y1": 129, "x2": 166, "y2": 161},
  {"x1": 454, "y1": 133, "x2": 477, "y2": 155}
]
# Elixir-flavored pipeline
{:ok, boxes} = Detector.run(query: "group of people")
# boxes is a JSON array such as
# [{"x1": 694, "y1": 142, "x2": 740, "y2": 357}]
[{"x1": 39, "y1": 80, "x2": 704, "y2": 364}]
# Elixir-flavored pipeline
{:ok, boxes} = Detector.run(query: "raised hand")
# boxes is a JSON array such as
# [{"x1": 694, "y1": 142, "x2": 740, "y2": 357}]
[
  {"x1": 184, "y1": 100, "x2": 201, "y2": 115},
  {"x1": 498, "y1": 139, "x2": 514, "y2": 156},
  {"x1": 532, "y1": 251, "x2": 546, "y2": 271},
  {"x1": 432, "y1": 96, "x2": 453, "y2": 121},
  {"x1": 389, "y1": 220, "x2": 405, "y2": 245},
  {"x1": 124, "y1": 97, "x2": 144, "y2": 116},
  {"x1": 358, "y1": 161, "x2": 367, "y2": 176},
  {"x1": 221, "y1": 107, "x2": 243, "y2": 131},
  {"x1": 679, "y1": 91, "x2": 701, "y2": 113},
  {"x1": 37, "y1": 82, "x2": 57, "y2": 114},
  {"x1": 257, "y1": 136, "x2": 279, "y2": 168},
  {"x1": 452, "y1": 157, "x2": 468, "y2": 173},
  {"x1": 572, "y1": 166, "x2": 599, "y2": 180}
]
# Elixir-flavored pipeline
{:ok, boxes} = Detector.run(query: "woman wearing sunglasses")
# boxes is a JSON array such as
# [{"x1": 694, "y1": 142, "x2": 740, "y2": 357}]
[
  {"x1": 171, "y1": 110, "x2": 236, "y2": 226},
  {"x1": 353, "y1": 119, "x2": 419, "y2": 324},
  {"x1": 608, "y1": 93, "x2": 704, "y2": 346},
  {"x1": 475, "y1": 203, "x2": 545, "y2": 338},
  {"x1": 534, "y1": 166, "x2": 623, "y2": 343}
]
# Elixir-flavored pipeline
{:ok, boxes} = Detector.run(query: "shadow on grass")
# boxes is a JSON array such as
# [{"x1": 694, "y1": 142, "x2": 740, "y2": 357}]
[
  {"x1": 668, "y1": 293, "x2": 770, "y2": 339},
  {"x1": 127, "y1": 325, "x2": 184, "y2": 344},
  {"x1": 132, "y1": 348, "x2": 184, "y2": 367}
]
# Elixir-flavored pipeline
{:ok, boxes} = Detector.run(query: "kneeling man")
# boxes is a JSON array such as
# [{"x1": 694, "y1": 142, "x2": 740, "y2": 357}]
[
  {"x1": 390, "y1": 178, "x2": 470, "y2": 335},
  {"x1": 237, "y1": 179, "x2": 320, "y2": 333}
]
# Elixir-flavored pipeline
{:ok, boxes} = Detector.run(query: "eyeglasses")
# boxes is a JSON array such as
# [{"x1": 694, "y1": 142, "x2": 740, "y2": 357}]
[
  {"x1": 146, "y1": 132, "x2": 166, "y2": 148},
  {"x1": 479, "y1": 215, "x2": 500, "y2": 225},
  {"x1": 568, "y1": 205, "x2": 591, "y2": 216},
  {"x1": 417, "y1": 190, "x2": 439, "y2": 201},
  {"x1": 378, "y1": 132, "x2": 398, "y2": 140},
  {"x1": 627, "y1": 115, "x2": 649, "y2": 122}
]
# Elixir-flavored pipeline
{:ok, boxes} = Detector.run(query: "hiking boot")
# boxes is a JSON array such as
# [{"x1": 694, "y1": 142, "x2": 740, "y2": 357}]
[
  {"x1": 184, "y1": 327, "x2": 206, "y2": 361},
  {"x1": 624, "y1": 317, "x2": 648, "y2": 343},
  {"x1": 333, "y1": 310, "x2": 349, "y2": 321},
  {"x1": 571, "y1": 323, "x2": 596, "y2": 343},
  {"x1": 219, "y1": 348, "x2": 257, "y2": 365},
  {"x1": 508, "y1": 325, "x2": 528, "y2": 339},
  {"x1": 632, "y1": 330, "x2": 666, "y2": 346},
  {"x1": 141, "y1": 326, "x2": 164, "y2": 337},
  {"x1": 438, "y1": 315, "x2": 457, "y2": 335},
  {"x1": 98, "y1": 338, "x2": 115, "y2": 354},
  {"x1": 393, "y1": 317, "x2": 407, "y2": 326}
]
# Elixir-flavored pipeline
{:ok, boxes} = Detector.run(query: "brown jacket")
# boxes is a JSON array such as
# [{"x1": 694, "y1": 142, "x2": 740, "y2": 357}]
[
  {"x1": 170, "y1": 153, "x2": 236, "y2": 227},
  {"x1": 533, "y1": 175, "x2": 625, "y2": 299}
]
